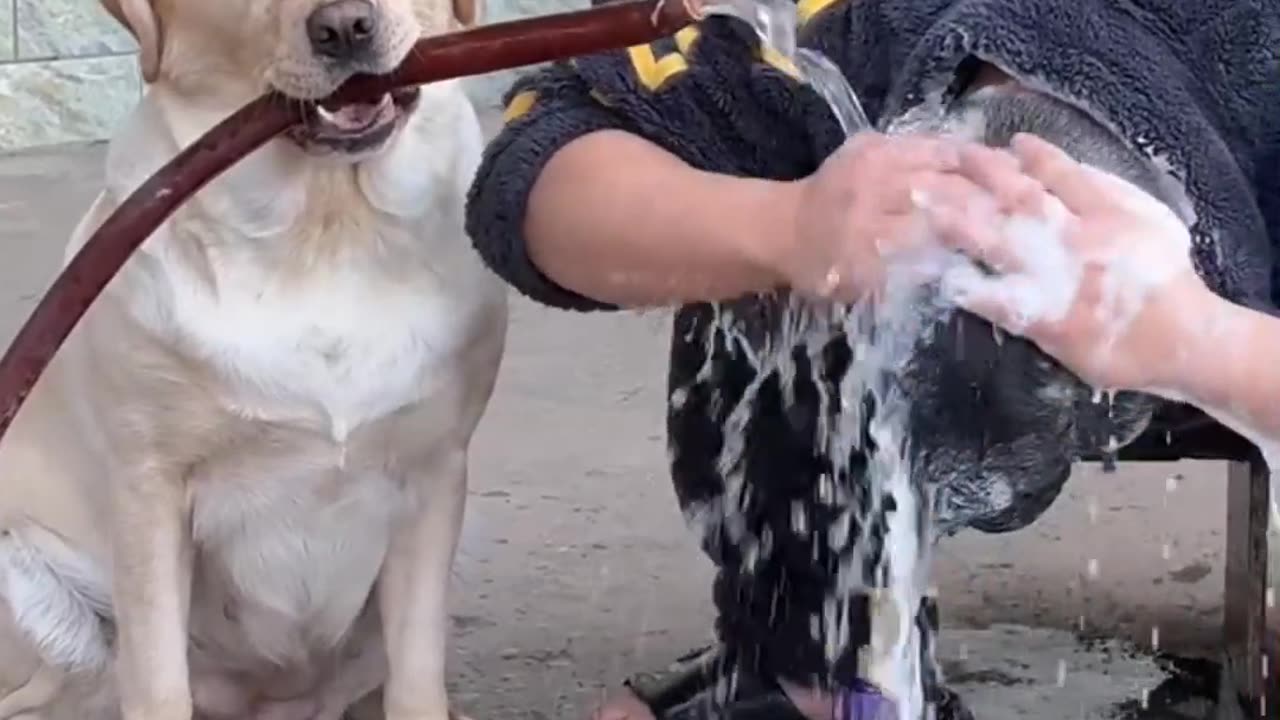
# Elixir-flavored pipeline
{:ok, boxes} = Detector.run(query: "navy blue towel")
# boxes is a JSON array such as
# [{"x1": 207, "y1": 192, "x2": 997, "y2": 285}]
[{"x1": 858, "y1": 0, "x2": 1280, "y2": 308}]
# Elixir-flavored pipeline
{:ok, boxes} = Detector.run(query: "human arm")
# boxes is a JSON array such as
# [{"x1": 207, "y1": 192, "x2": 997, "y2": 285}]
[
  {"x1": 465, "y1": 10, "x2": 968, "y2": 310},
  {"x1": 522, "y1": 129, "x2": 799, "y2": 306},
  {"x1": 523, "y1": 127, "x2": 969, "y2": 307},
  {"x1": 1171, "y1": 285, "x2": 1280, "y2": 447}
]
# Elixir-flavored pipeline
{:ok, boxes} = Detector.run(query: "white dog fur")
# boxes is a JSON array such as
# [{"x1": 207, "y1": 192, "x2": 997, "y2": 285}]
[{"x1": 0, "y1": 0, "x2": 507, "y2": 718}]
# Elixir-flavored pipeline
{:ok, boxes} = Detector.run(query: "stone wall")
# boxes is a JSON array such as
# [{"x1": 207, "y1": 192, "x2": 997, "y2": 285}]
[
  {"x1": 0, "y1": 0, "x2": 586, "y2": 153},
  {"x1": 0, "y1": 0, "x2": 142, "y2": 151}
]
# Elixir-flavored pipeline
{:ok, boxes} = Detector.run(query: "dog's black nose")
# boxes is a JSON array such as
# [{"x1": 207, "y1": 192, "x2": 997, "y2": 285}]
[{"x1": 307, "y1": 0, "x2": 378, "y2": 62}]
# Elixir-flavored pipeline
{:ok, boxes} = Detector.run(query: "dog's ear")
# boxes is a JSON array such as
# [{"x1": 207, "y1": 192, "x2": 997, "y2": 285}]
[
  {"x1": 101, "y1": 0, "x2": 163, "y2": 83},
  {"x1": 451, "y1": 0, "x2": 482, "y2": 27}
]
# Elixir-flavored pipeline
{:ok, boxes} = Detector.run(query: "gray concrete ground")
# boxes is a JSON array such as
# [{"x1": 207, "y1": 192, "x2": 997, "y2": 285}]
[{"x1": 0, "y1": 141, "x2": 1273, "y2": 719}]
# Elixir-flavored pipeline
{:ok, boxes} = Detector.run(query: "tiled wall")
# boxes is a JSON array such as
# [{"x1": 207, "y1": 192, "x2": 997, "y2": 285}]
[{"x1": 0, "y1": 0, "x2": 143, "y2": 152}]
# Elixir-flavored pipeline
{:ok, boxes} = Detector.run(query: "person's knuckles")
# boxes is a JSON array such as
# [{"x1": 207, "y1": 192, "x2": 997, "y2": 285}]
[
  {"x1": 1012, "y1": 133, "x2": 1075, "y2": 180},
  {"x1": 958, "y1": 143, "x2": 1018, "y2": 181},
  {"x1": 1007, "y1": 180, "x2": 1048, "y2": 217}
]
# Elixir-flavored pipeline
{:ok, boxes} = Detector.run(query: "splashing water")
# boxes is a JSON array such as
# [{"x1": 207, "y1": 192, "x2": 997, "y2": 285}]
[{"x1": 689, "y1": 1, "x2": 946, "y2": 718}]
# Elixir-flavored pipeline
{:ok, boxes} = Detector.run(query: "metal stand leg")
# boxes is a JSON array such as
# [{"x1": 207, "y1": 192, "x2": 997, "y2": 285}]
[{"x1": 1223, "y1": 459, "x2": 1270, "y2": 715}]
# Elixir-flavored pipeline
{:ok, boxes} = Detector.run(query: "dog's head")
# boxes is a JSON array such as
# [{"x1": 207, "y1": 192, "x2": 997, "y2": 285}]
[
  {"x1": 101, "y1": 0, "x2": 481, "y2": 156},
  {"x1": 898, "y1": 77, "x2": 1186, "y2": 535}
]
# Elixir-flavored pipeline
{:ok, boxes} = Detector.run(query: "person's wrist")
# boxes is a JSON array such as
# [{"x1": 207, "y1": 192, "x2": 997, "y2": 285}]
[
  {"x1": 724, "y1": 175, "x2": 806, "y2": 293},
  {"x1": 1143, "y1": 274, "x2": 1237, "y2": 400}
]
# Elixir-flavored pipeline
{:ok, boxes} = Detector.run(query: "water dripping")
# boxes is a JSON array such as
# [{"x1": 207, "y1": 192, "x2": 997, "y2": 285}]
[
  {"x1": 1086, "y1": 496, "x2": 1099, "y2": 525},
  {"x1": 1101, "y1": 436, "x2": 1119, "y2": 473},
  {"x1": 1139, "y1": 688, "x2": 1150, "y2": 710},
  {"x1": 1055, "y1": 659, "x2": 1067, "y2": 687},
  {"x1": 689, "y1": 3, "x2": 950, "y2": 716},
  {"x1": 1271, "y1": 467, "x2": 1280, "y2": 533},
  {"x1": 1085, "y1": 558, "x2": 1100, "y2": 579},
  {"x1": 1161, "y1": 473, "x2": 1182, "y2": 510},
  {"x1": 791, "y1": 500, "x2": 810, "y2": 535},
  {"x1": 1150, "y1": 626, "x2": 1160, "y2": 651}
]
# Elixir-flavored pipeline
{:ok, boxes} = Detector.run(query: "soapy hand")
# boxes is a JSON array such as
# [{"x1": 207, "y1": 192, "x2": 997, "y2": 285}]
[
  {"x1": 776, "y1": 131, "x2": 973, "y2": 302},
  {"x1": 916, "y1": 133, "x2": 1210, "y2": 393}
]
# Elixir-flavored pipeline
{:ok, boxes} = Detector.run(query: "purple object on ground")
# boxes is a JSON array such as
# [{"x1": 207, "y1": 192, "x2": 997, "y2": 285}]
[{"x1": 836, "y1": 681, "x2": 897, "y2": 720}]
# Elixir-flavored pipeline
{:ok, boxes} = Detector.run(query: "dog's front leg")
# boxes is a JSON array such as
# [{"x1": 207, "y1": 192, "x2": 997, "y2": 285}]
[
  {"x1": 110, "y1": 473, "x2": 194, "y2": 720},
  {"x1": 378, "y1": 449, "x2": 468, "y2": 720}
]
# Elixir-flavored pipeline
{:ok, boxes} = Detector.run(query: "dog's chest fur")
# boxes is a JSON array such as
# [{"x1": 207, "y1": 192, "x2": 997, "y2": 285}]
[
  {"x1": 164, "y1": 210, "x2": 480, "y2": 667},
  {"x1": 169, "y1": 224, "x2": 472, "y2": 441},
  {"x1": 168, "y1": 239, "x2": 443, "y2": 666},
  {"x1": 88, "y1": 93, "x2": 500, "y2": 673}
]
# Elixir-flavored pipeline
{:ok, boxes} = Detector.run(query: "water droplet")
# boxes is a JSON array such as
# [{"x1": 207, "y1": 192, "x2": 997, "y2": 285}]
[
  {"x1": 817, "y1": 474, "x2": 835, "y2": 504},
  {"x1": 1150, "y1": 626, "x2": 1160, "y2": 651},
  {"x1": 1140, "y1": 688, "x2": 1150, "y2": 710},
  {"x1": 1086, "y1": 558, "x2": 1100, "y2": 579},
  {"x1": 1056, "y1": 659, "x2": 1067, "y2": 687},
  {"x1": 1078, "y1": 615, "x2": 1087, "y2": 633},
  {"x1": 1165, "y1": 474, "x2": 1181, "y2": 493},
  {"x1": 1086, "y1": 496, "x2": 1099, "y2": 524},
  {"x1": 1267, "y1": 587, "x2": 1275, "y2": 609},
  {"x1": 958, "y1": 643, "x2": 969, "y2": 660},
  {"x1": 1161, "y1": 542, "x2": 1173, "y2": 561},
  {"x1": 1262, "y1": 653, "x2": 1269, "y2": 680},
  {"x1": 791, "y1": 500, "x2": 809, "y2": 535}
]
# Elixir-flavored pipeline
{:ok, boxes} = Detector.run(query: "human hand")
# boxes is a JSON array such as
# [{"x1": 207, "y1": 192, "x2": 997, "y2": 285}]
[
  {"x1": 770, "y1": 131, "x2": 973, "y2": 302},
  {"x1": 916, "y1": 133, "x2": 1212, "y2": 393}
]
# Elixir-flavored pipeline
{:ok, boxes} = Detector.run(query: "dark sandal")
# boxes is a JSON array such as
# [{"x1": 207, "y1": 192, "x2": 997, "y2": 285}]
[
  {"x1": 624, "y1": 644, "x2": 808, "y2": 719},
  {"x1": 624, "y1": 644, "x2": 975, "y2": 720}
]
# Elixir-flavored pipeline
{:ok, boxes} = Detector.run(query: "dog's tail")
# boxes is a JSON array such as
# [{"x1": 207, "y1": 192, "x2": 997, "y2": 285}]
[{"x1": 0, "y1": 524, "x2": 113, "y2": 673}]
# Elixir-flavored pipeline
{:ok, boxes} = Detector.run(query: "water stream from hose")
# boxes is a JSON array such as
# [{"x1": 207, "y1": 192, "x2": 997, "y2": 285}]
[{"x1": 691, "y1": 2, "x2": 943, "y2": 718}]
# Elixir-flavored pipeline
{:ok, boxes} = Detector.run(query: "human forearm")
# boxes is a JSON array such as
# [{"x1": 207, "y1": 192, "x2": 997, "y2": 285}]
[
  {"x1": 525, "y1": 130, "x2": 798, "y2": 308},
  {"x1": 1156, "y1": 284, "x2": 1280, "y2": 449}
]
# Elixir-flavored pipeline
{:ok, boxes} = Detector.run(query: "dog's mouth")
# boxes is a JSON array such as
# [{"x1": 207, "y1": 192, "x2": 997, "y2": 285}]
[{"x1": 286, "y1": 87, "x2": 421, "y2": 155}]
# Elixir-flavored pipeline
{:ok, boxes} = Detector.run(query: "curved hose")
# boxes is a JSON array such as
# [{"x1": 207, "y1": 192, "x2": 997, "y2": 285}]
[{"x1": 0, "y1": 0, "x2": 700, "y2": 436}]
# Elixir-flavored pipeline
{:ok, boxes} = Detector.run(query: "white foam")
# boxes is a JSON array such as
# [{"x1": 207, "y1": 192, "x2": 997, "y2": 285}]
[{"x1": 937, "y1": 164, "x2": 1193, "y2": 387}]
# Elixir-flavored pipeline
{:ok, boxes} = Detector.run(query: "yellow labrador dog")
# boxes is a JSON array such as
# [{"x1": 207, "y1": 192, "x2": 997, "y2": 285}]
[{"x1": 0, "y1": 0, "x2": 506, "y2": 718}]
